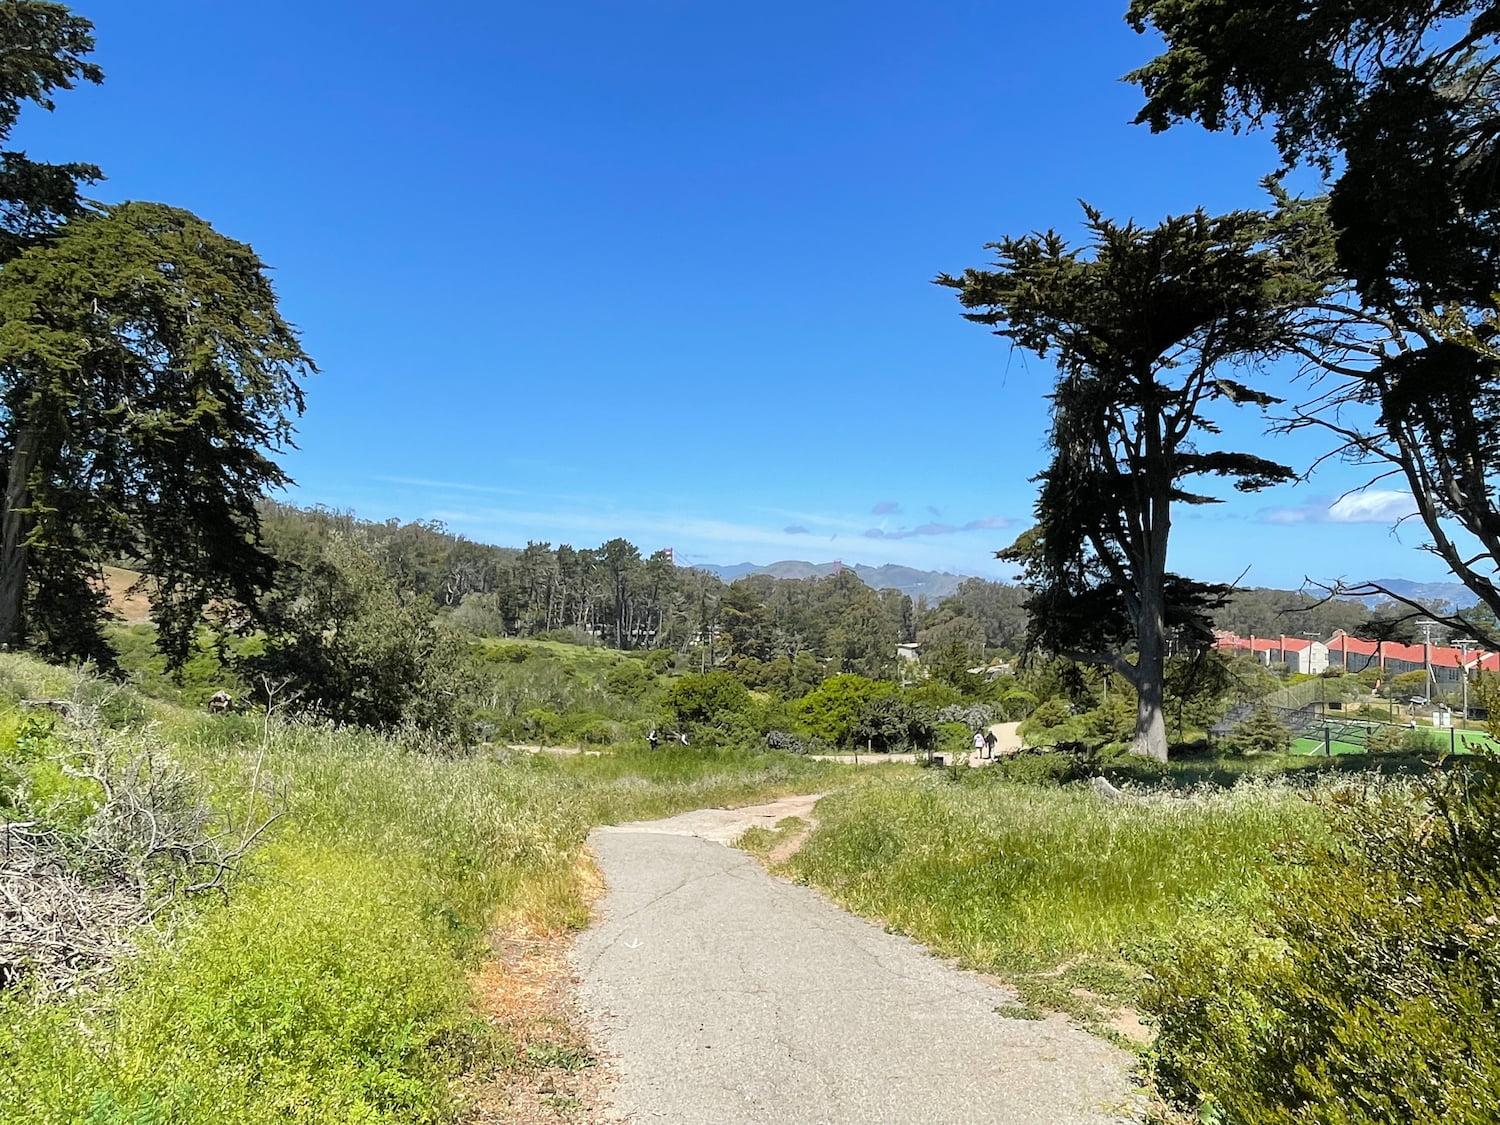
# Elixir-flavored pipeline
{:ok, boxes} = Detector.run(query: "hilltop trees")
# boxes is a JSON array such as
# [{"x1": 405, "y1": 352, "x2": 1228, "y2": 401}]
[
  {"x1": 940, "y1": 206, "x2": 1321, "y2": 759},
  {"x1": 1128, "y1": 0, "x2": 1500, "y2": 648}
]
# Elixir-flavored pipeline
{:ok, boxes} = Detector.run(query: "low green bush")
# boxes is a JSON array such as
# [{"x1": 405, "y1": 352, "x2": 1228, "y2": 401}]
[
  {"x1": 792, "y1": 675, "x2": 896, "y2": 747},
  {"x1": 1222, "y1": 706, "x2": 1293, "y2": 756},
  {"x1": 663, "y1": 671, "x2": 752, "y2": 732},
  {"x1": 1146, "y1": 763, "x2": 1500, "y2": 1123},
  {"x1": 987, "y1": 749, "x2": 1088, "y2": 787}
]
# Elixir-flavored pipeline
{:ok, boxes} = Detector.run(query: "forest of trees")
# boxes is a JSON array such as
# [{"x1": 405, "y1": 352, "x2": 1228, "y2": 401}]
[
  {"x1": 257, "y1": 501, "x2": 1407, "y2": 673},
  {"x1": 258, "y1": 501, "x2": 976, "y2": 681}
]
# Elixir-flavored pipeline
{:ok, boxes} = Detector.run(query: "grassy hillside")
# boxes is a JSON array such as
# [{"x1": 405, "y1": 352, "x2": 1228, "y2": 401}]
[{"x1": 0, "y1": 654, "x2": 840, "y2": 1123}]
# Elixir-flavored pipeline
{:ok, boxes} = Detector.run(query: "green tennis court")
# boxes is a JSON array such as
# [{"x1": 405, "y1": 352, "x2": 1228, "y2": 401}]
[{"x1": 1292, "y1": 729, "x2": 1500, "y2": 756}]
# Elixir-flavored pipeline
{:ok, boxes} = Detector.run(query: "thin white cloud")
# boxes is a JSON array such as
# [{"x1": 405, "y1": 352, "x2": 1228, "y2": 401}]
[
  {"x1": 1260, "y1": 489, "x2": 1419, "y2": 526},
  {"x1": 1327, "y1": 490, "x2": 1419, "y2": 524},
  {"x1": 863, "y1": 516, "x2": 1014, "y2": 540},
  {"x1": 424, "y1": 503, "x2": 995, "y2": 571},
  {"x1": 376, "y1": 475, "x2": 528, "y2": 497}
]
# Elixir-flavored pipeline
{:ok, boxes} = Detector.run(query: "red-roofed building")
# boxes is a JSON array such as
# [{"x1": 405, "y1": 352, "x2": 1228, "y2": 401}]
[
  {"x1": 1216, "y1": 629, "x2": 1500, "y2": 691},
  {"x1": 1213, "y1": 631, "x2": 1328, "y2": 674}
]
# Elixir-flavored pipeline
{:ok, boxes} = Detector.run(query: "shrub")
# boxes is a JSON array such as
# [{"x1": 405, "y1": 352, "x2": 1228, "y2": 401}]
[
  {"x1": 1222, "y1": 706, "x2": 1292, "y2": 756},
  {"x1": 988, "y1": 750, "x2": 1088, "y2": 787},
  {"x1": 792, "y1": 675, "x2": 896, "y2": 747},
  {"x1": 1018, "y1": 697, "x2": 1073, "y2": 746},
  {"x1": 663, "y1": 671, "x2": 752, "y2": 731},
  {"x1": 935, "y1": 721, "x2": 973, "y2": 760},
  {"x1": 935, "y1": 703, "x2": 998, "y2": 729},
  {"x1": 905, "y1": 681, "x2": 964, "y2": 712},
  {"x1": 571, "y1": 719, "x2": 616, "y2": 746},
  {"x1": 765, "y1": 729, "x2": 823, "y2": 755},
  {"x1": 1385, "y1": 669, "x2": 1431, "y2": 699},
  {"x1": 638, "y1": 649, "x2": 675, "y2": 675},
  {"x1": 251, "y1": 535, "x2": 475, "y2": 741},
  {"x1": 449, "y1": 591, "x2": 507, "y2": 636},
  {"x1": 999, "y1": 689, "x2": 1039, "y2": 721},
  {"x1": 604, "y1": 660, "x2": 654, "y2": 702},
  {"x1": 851, "y1": 696, "x2": 935, "y2": 753},
  {"x1": 1146, "y1": 764, "x2": 1500, "y2": 1123},
  {"x1": 1368, "y1": 723, "x2": 1443, "y2": 754}
]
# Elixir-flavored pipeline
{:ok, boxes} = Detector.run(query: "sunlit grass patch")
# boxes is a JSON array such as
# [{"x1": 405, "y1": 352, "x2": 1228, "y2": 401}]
[
  {"x1": 788, "y1": 771, "x2": 1326, "y2": 1031},
  {"x1": 0, "y1": 654, "x2": 840, "y2": 1123}
]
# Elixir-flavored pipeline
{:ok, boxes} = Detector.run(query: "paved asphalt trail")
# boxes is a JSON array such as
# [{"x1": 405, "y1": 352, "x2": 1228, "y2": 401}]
[{"x1": 570, "y1": 796, "x2": 1140, "y2": 1124}]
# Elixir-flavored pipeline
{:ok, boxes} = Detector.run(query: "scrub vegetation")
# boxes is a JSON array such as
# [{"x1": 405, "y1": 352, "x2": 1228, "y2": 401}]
[{"x1": 0, "y1": 654, "x2": 837, "y2": 1123}]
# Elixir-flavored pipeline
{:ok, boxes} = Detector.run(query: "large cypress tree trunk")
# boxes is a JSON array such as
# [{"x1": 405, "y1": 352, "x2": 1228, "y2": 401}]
[
  {"x1": 1131, "y1": 464, "x2": 1172, "y2": 763},
  {"x1": 0, "y1": 426, "x2": 38, "y2": 650},
  {"x1": 1131, "y1": 594, "x2": 1170, "y2": 761}
]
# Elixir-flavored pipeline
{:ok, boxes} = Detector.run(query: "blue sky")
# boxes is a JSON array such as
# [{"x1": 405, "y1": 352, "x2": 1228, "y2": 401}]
[{"x1": 18, "y1": 2, "x2": 1448, "y2": 587}]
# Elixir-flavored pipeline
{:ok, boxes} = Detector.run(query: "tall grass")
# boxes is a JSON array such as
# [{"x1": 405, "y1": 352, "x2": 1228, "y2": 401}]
[
  {"x1": 788, "y1": 771, "x2": 1326, "y2": 1022},
  {"x1": 0, "y1": 655, "x2": 837, "y2": 1123}
]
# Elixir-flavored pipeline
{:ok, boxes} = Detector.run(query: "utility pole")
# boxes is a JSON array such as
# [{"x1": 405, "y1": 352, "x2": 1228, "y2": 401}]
[
  {"x1": 1458, "y1": 639, "x2": 1474, "y2": 730},
  {"x1": 1418, "y1": 619, "x2": 1439, "y2": 705}
]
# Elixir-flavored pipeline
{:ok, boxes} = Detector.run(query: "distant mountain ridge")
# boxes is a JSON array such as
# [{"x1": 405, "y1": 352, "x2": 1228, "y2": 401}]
[
  {"x1": 1358, "y1": 578, "x2": 1482, "y2": 610},
  {"x1": 695, "y1": 560, "x2": 972, "y2": 601}
]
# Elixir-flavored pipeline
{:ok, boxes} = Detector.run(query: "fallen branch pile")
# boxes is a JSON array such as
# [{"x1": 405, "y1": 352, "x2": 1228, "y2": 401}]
[{"x1": 1, "y1": 695, "x2": 281, "y2": 999}]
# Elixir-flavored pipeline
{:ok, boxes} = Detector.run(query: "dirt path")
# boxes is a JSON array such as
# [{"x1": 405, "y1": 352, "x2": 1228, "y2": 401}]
[{"x1": 570, "y1": 798, "x2": 1141, "y2": 1124}]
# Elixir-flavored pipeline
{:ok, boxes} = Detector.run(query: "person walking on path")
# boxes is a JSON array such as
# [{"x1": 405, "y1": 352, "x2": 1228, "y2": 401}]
[
  {"x1": 983, "y1": 728, "x2": 997, "y2": 758},
  {"x1": 648, "y1": 728, "x2": 659, "y2": 751},
  {"x1": 972, "y1": 730, "x2": 985, "y2": 761}
]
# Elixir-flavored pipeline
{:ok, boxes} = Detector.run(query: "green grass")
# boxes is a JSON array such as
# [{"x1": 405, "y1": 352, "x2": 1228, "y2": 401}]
[
  {"x1": 786, "y1": 770, "x2": 1327, "y2": 1031},
  {"x1": 1291, "y1": 729, "x2": 1500, "y2": 756},
  {"x1": 736, "y1": 815, "x2": 808, "y2": 857},
  {"x1": 0, "y1": 653, "x2": 841, "y2": 1124}
]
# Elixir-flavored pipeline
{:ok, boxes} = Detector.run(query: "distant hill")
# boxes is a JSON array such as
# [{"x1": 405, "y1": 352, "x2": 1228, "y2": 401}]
[
  {"x1": 695, "y1": 560, "x2": 971, "y2": 601},
  {"x1": 1358, "y1": 578, "x2": 1482, "y2": 611}
]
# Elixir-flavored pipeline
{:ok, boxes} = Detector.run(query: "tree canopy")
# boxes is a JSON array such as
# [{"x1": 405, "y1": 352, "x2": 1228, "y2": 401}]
[
  {"x1": 0, "y1": 1, "x2": 101, "y2": 263},
  {"x1": 0, "y1": 5, "x2": 313, "y2": 669},
  {"x1": 940, "y1": 204, "x2": 1322, "y2": 759},
  {"x1": 0, "y1": 203, "x2": 312, "y2": 665},
  {"x1": 1129, "y1": 0, "x2": 1500, "y2": 648}
]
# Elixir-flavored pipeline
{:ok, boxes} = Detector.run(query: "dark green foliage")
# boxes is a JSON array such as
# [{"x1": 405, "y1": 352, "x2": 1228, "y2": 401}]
[
  {"x1": 260, "y1": 502, "x2": 912, "y2": 678},
  {"x1": 1214, "y1": 586, "x2": 1373, "y2": 640},
  {"x1": 1366, "y1": 723, "x2": 1444, "y2": 755},
  {"x1": 0, "y1": 8, "x2": 311, "y2": 668},
  {"x1": 1128, "y1": 0, "x2": 1500, "y2": 645},
  {"x1": 0, "y1": 203, "x2": 312, "y2": 667},
  {"x1": 603, "y1": 660, "x2": 654, "y2": 702},
  {"x1": 0, "y1": 2, "x2": 102, "y2": 264},
  {"x1": 1146, "y1": 762, "x2": 1500, "y2": 1123},
  {"x1": 941, "y1": 203, "x2": 1319, "y2": 759},
  {"x1": 987, "y1": 750, "x2": 1091, "y2": 787},
  {"x1": 663, "y1": 671, "x2": 752, "y2": 731},
  {"x1": 250, "y1": 535, "x2": 473, "y2": 740},
  {"x1": 1221, "y1": 705, "x2": 1292, "y2": 756},
  {"x1": 925, "y1": 577, "x2": 1030, "y2": 654},
  {"x1": 851, "y1": 695, "x2": 935, "y2": 753}
]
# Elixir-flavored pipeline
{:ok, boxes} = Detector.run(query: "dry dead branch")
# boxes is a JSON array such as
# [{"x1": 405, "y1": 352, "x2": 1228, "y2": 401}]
[{"x1": 1, "y1": 689, "x2": 282, "y2": 999}]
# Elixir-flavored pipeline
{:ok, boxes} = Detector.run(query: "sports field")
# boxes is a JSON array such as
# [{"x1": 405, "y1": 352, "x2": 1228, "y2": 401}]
[{"x1": 1292, "y1": 728, "x2": 1500, "y2": 757}]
